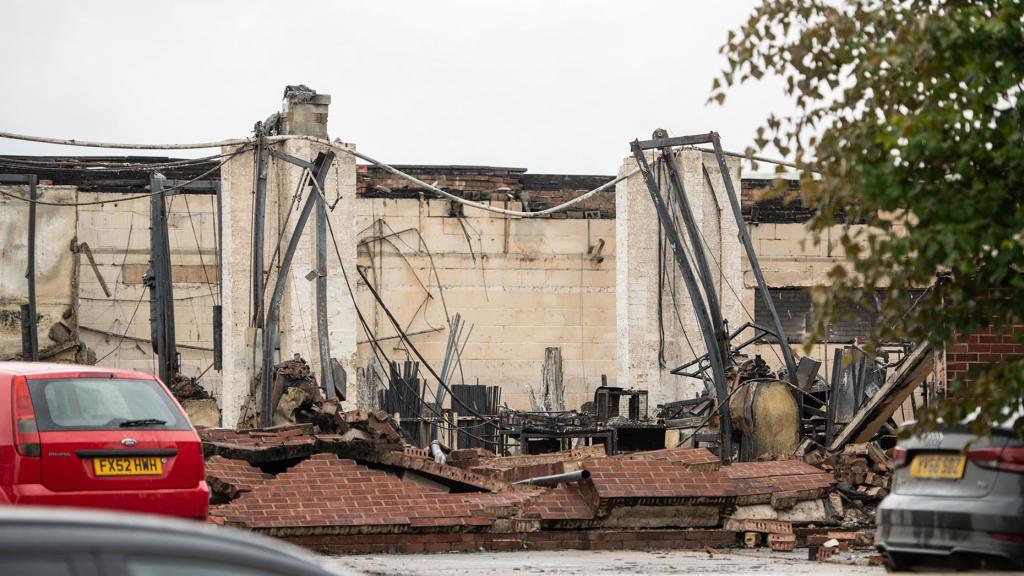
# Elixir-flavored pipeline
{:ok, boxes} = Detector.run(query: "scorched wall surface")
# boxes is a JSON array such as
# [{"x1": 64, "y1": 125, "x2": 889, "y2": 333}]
[{"x1": 354, "y1": 196, "x2": 616, "y2": 411}]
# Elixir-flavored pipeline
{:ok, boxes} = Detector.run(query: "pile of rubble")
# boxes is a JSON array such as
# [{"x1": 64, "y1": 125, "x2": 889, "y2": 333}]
[
  {"x1": 201, "y1": 415, "x2": 879, "y2": 556},
  {"x1": 802, "y1": 441, "x2": 894, "y2": 530}
]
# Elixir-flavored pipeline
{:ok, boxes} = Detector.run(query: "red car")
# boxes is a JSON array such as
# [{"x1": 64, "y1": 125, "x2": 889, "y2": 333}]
[{"x1": 0, "y1": 362, "x2": 208, "y2": 519}]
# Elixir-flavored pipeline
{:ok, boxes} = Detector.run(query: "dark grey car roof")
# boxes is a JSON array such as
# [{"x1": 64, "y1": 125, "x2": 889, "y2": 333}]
[{"x1": 0, "y1": 507, "x2": 344, "y2": 575}]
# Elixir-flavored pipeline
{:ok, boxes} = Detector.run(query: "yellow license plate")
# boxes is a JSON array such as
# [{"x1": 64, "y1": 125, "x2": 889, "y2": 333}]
[
  {"x1": 93, "y1": 457, "x2": 163, "y2": 476},
  {"x1": 910, "y1": 453, "x2": 966, "y2": 479}
]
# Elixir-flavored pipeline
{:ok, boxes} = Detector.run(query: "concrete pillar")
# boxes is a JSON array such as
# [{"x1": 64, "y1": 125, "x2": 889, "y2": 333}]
[
  {"x1": 615, "y1": 148, "x2": 743, "y2": 408},
  {"x1": 219, "y1": 87, "x2": 358, "y2": 426}
]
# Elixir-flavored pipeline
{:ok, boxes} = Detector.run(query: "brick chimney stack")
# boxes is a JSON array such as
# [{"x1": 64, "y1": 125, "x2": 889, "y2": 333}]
[{"x1": 280, "y1": 85, "x2": 331, "y2": 138}]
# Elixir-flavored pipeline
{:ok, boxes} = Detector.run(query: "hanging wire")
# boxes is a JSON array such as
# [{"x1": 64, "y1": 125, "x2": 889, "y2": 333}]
[
  {"x1": 181, "y1": 194, "x2": 218, "y2": 305},
  {"x1": 0, "y1": 148, "x2": 250, "y2": 206},
  {"x1": 0, "y1": 129, "x2": 804, "y2": 217},
  {"x1": 94, "y1": 289, "x2": 147, "y2": 364},
  {"x1": 0, "y1": 152, "x2": 237, "y2": 171},
  {"x1": 309, "y1": 176, "x2": 503, "y2": 434}
]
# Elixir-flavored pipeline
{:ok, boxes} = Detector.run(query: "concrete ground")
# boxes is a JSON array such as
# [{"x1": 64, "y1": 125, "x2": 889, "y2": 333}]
[{"x1": 324, "y1": 549, "x2": 884, "y2": 575}]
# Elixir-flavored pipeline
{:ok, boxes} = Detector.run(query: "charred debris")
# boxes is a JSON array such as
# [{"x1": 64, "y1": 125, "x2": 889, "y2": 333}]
[
  {"x1": 2, "y1": 119, "x2": 936, "y2": 497},
  {"x1": 210, "y1": 132, "x2": 939, "y2": 538}
]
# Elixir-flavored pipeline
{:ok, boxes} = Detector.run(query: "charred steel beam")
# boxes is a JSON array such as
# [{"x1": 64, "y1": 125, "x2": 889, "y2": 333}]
[
  {"x1": 630, "y1": 141, "x2": 732, "y2": 464},
  {"x1": 77, "y1": 242, "x2": 111, "y2": 298},
  {"x1": 24, "y1": 174, "x2": 39, "y2": 361},
  {"x1": 635, "y1": 132, "x2": 715, "y2": 150},
  {"x1": 709, "y1": 133, "x2": 799, "y2": 385},
  {"x1": 259, "y1": 151, "x2": 335, "y2": 426},
  {"x1": 2, "y1": 169, "x2": 41, "y2": 361},
  {"x1": 655, "y1": 129, "x2": 730, "y2": 369},
  {"x1": 215, "y1": 169, "x2": 224, "y2": 372},
  {"x1": 260, "y1": 190, "x2": 318, "y2": 426},
  {"x1": 266, "y1": 147, "x2": 315, "y2": 171},
  {"x1": 20, "y1": 305, "x2": 34, "y2": 361},
  {"x1": 312, "y1": 152, "x2": 337, "y2": 399},
  {"x1": 213, "y1": 305, "x2": 223, "y2": 372},
  {"x1": 148, "y1": 173, "x2": 178, "y2": 385},
  {"x1": 252, "y1": 126, "x2": 269, "y2": 328},
  {"x1": 670, "y1": 323, "x2": 777, "y2": 378}
]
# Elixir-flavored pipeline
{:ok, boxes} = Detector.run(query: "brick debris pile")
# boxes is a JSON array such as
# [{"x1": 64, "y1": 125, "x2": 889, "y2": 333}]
[
  {"x1": 803, "y1": 441, "x2": 895, "y2": 528},
  {"x1": 202, "y1": 415, "x2": 876, "y2": 554}
]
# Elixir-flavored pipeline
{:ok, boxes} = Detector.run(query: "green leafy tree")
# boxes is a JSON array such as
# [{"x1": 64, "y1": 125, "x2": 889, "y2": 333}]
[{"x1": 713, "y1": 0, "x2": 1024, "y2": 437}]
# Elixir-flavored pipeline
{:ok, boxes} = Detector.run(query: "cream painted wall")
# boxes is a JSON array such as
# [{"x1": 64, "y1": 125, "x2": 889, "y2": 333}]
[
  {"x1": 0, "y1": 185, "x2": 77, "y2": 358},
  {"x1": 353, "y1": 196, "x2": 616, "y2": 411},
  {"x1": 75, "y1": 190, "x2": 222, "y2": 400}
]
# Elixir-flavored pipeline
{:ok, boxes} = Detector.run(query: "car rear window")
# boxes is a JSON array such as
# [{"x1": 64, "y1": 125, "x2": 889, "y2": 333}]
[{"x1": 27, "y1": 378, "x2": 191, "y2": 431}]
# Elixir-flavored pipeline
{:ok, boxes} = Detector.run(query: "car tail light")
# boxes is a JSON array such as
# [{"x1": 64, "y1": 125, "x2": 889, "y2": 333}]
[
  {"x1": 967, "y1": 446, "x2": 1024, "y2": 473},
  {"x1": 893, "y1": 446, "x2": 908, "y2": 468},
  {"x1": 12, "y1": 377, "x2": 40, "y2": 457},
  {"x1": 991, "y1": 532, "x2": 1024, "y2": 543}
]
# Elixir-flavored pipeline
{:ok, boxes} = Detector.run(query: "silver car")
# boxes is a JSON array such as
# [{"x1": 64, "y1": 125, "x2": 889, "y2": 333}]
[
  {"x1": 0, "y1": 506, "x2": 355, "y2": 575},
  {"x1": 877, "y1": 408, "x2": 1024, "y2": 571}
]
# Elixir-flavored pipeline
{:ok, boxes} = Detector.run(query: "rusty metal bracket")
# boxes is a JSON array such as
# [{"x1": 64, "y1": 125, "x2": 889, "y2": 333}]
[{"x1": 75, "y1": 242, "x2": 111, "y2": 298}]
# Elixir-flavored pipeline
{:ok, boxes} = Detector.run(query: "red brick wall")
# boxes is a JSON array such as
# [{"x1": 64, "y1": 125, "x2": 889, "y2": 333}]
[
  {"x1": 282, "y1": 529, "x2": 738, "y2": 555},
  {"x1": 945, "y1": 325, "x2": 1024, "y2": 383}
]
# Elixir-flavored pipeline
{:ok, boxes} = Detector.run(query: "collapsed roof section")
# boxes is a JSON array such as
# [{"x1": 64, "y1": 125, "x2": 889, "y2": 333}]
[{"x1": 0, "y1": 155, "x2": 813, "y2": 223}]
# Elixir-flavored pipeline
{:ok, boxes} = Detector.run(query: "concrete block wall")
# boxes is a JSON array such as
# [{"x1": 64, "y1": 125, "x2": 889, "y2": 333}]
[
  {"x1": 0, "y1": 185, "x2": 77, "y2": 358},
  {"x1": 739, "y1": 218, "x2": 930, "y2": 424},
  {"x1": 219, "y1": 136, "x2": 359, "y2": 426},
  {"x1": 75, "y1": 190, "x2": 221, "y2": 396},
  {"x1": 615, "y1": 150, "x2": 744, "y2": 408},
  {"x1": 739, "y1": 221, "x2": 906, "y2": 375},
  {"x1": 272, "y1": 138, "x2": 359, "y2": 403},
  {"x1": 354, "y1": 196, "x2": 616, "y2": 410}
]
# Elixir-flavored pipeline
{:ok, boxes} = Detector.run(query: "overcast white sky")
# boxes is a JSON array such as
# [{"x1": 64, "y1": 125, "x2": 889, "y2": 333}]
[{"x1": 0, "y1": 0, "x2": 792, "y2": 175}]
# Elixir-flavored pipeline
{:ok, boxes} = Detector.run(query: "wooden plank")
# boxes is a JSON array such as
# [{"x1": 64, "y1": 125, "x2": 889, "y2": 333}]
[
  {"x1": 541, "y1": 346, "x2": 565, "y2": 411},
  {"x1": 828, "y1": 341, "x2": 933, "y2": 452}
]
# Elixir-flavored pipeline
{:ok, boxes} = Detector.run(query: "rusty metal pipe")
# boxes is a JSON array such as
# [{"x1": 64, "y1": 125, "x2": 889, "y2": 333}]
[{"x1": 514, "y1": 469, "x2": 591, "y2": 487}]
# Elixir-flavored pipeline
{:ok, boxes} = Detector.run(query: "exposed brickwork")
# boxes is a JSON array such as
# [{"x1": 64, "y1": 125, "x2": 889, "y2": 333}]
[
  {"x1": 470, "y1": 445, "x2": 606, "y2": 482},
  {"x1": 446, "y1": 447, "x2": 496, "y2": 470},
  {"x1": 204, "y1": 444, "x2": 837, "y2": 553},
  {"x1": 741, "y1": 178, "x2": 820, "y2": 224},
  {"x1": 720, "y1": 457, "x2": 831, "y2": 502},
  {"x1": 200, "y1": 425, "x2": 318, "y2": 463},
  {"x1": 281, "y1": 529, "x2": 738, "y2": 554},
  {"x1": 945, "y1": 325, "x2": 1024, "y2": 383},
  {"x1": 521, "y1": 483, "x2": 594, "y2": 521},
  {"x1": 478, "y1": 462, "x2": 568, "y2": 483},
  {"x1": 205, "y1": 455, "x2": 273, "y2": 501},
  {"x1": 612, "y1": 446, "x2": 720, "y2": 470},
  {"x1": 357, "y1": 165, "x2": 617, "y2": 218},
  {"x1": 581, "y1": 449, "x2": 832, "y2": 511},
  {"x1": 404, "y1": 445, "x2": 431, "y2": 459},
  {"x1": 201, "y1": 422, "x2": 505, "y2": 492},
  {"x1": 369, "y1": 450, "x2": 507, "y2": 492},
  {"x1": 212, "y1": 454, "x2": 510, "y2": 534},
  {"x1": 358, "y1": 166, "x2": 800, "y2": 222}
]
